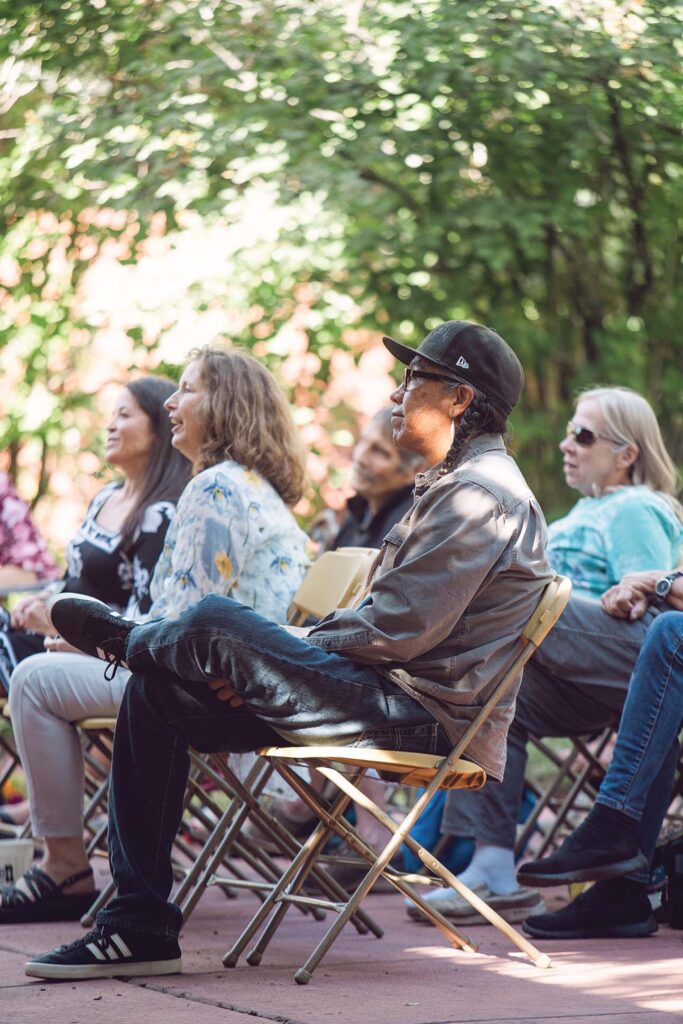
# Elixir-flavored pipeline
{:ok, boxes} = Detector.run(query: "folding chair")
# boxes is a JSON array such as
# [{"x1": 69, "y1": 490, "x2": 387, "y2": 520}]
[
  {"x1": 0, "y1": 698, "x2": 24, "y2": 837},
  {"x1": 221, "y1": 573, "x2": 572, "y2": 983}
]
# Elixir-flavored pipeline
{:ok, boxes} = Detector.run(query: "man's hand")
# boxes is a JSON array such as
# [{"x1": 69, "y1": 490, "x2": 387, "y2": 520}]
[
  {"x1": 601, "y1": 570, "x2": 660, "y2": 620},
  {"x1": 207, "y1": 678, "x2": 244, "y2": 708}
]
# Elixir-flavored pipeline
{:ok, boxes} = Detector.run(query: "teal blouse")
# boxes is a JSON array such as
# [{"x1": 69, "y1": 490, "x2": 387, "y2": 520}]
[{"x1": 547, "y1": 485, "x2": 683, "y2": 600}]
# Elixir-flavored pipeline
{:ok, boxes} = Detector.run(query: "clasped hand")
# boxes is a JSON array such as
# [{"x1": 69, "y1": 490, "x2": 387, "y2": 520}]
[
  {"x1": 600, "y1": 570, "x2": 659, "y2": 621},
  {"x1": 207, "y1": 678, "x2": 244, "y2": 708}
]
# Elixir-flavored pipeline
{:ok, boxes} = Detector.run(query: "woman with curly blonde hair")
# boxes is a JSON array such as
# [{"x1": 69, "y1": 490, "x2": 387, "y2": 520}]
[{"x1": 3, "y1": 345, "x2": 308, "y2": 924}]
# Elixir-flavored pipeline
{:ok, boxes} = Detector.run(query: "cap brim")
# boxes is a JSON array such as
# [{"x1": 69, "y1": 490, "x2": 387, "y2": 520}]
[{"x1": 382, "y1": 335, "x2": 418, "y2": 365}]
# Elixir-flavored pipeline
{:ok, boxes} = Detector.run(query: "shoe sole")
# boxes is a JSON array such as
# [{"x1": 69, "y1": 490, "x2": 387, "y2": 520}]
[
  {"x1": 25, "y1": 957, "x2": 182, "y2": 980},
  {"x1": 517, "y1": 853, "x2": 649, "y2": 888},
  {"x1": 410, "y1": 897, "x2": 546, "y2": 926},
  {"x1": 522, "y1": 918, "x2": 658, "y2": 940}
]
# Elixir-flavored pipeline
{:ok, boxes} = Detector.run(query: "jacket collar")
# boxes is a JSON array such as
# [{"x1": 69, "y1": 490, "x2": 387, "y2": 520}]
[{"x1": 414, "y1": 434, "x2": 506, "y2": 496}]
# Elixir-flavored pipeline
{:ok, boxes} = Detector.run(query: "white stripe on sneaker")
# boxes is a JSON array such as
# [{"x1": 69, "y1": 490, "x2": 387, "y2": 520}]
[
  {"x1": 86, "y1": 934, "x2": 133, "y2": 963},
  {"x1": 109, "y1": 933, "x2": 132, "y2": 958}
]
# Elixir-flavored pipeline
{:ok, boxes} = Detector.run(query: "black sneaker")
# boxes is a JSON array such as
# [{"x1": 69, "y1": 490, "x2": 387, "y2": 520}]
[
  {"x1": 522, "y1": 878, "x2": 657, "y2": 940},
  {"x1": 516, "y1": 805, "x2": 648, "y2": 887},
  {"x1": 46, "y1": 595, "x2": 134, "y2": 680},
  {"x1": 25, "y1": 925, "x2": 182, "y2": 980}
]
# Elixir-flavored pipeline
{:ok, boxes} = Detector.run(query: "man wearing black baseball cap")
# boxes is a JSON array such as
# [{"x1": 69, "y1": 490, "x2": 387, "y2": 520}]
[
  {"x1": 382, "y1": 319, "x2": 524, "y2": 420},
  {"x1": 26, "y1": 322, "x2": 552, "y2": 980}
]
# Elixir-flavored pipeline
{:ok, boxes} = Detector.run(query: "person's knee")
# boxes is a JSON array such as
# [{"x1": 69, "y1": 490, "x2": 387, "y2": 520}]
[
  {"x1": 8, "y1": 653, "x2": 51, "y2": 717},
  {"x1": 178, "y1": 593, "x2": 244, "y2": 633},
  {"x1": 647, "y1": 610, "x2": 683, "y2": 650}
]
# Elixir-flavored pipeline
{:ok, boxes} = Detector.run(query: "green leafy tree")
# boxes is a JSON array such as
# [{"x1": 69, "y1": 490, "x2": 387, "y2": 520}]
[{"x1": 0, "y1": 0, "x2": 681, "y2": 524}]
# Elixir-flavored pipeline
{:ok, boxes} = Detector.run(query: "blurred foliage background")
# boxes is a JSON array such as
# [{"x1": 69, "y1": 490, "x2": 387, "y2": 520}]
[{"x1": 0, "y1": 0, "x2": 681, "y2": 554}]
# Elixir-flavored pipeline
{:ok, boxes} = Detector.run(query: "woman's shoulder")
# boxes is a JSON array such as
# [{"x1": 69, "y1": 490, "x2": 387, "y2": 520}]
[
  {"x1": 176, "y1": 462, "x2": 245, "y2": 510},
  {"x1": 188, "y1": 461, "x2": 278, "y2": 500},
  {"x1": 607, "y1": 485, "x2": 675, "y2": 515}
]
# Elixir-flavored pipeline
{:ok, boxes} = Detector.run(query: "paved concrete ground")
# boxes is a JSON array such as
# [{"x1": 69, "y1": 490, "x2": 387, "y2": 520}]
[{"x1": 1, "y1": 869, "x2": 681, "y2": 1024}]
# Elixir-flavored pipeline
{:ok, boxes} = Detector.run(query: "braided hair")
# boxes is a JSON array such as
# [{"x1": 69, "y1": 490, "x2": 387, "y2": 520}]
[{"x1": 436, "y1": 383, "x2": 509, "y2": 479}]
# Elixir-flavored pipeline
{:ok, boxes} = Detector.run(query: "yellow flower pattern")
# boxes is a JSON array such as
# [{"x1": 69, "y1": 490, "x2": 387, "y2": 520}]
[{"x1": 214, "y1": 552, "x2": 234, "y2": 579}]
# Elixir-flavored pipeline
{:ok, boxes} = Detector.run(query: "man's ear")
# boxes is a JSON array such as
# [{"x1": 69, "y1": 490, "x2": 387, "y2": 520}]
[{"x1": 449, "y1": 384, "x2": 475, "y2": 420}]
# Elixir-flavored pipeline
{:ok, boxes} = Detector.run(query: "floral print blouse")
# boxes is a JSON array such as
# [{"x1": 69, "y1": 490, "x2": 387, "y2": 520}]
[
  {"x1": 149, "y1": 460, "x2": 308, "y2": 623},
  {"x1": 0, "y1": 471, "x2": 58, "y2": 579}
]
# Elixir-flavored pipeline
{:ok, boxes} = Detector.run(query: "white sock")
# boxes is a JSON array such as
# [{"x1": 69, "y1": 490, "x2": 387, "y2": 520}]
[{"x1": 457, "y1": 843, "x2": 517, "y2": 895}]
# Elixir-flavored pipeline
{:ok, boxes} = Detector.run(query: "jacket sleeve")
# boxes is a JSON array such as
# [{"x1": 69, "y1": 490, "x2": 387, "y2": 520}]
[{"x1": 305, "y1": 477, "x2": 516, "y2": 663}]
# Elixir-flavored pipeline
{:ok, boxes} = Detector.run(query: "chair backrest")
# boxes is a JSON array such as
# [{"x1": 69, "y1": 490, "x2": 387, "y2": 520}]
[
  {"x1": 287, "y1": 547, "x2": 378, "y2": 626},
  {"x1": 443, "y1": 574, "x2": 572, "y2": 768}
]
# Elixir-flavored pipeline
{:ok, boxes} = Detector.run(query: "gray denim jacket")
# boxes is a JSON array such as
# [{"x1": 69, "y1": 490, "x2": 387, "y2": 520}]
[{"x1": 305, "y1": 434, "x2": 551, "y2": 779}]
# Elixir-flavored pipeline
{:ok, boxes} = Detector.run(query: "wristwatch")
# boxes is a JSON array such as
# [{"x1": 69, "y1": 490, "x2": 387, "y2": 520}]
[{"x1": 655, "y1": 570, "x2": 683, "y2": 601}]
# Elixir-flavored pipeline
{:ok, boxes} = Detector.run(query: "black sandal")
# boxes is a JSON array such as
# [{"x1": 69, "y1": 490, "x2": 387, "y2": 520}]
[{"x1": 0, "y1": 865, "x2": 99, "y2": 924}]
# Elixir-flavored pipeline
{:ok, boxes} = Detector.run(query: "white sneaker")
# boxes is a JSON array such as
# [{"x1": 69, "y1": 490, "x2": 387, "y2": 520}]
[{"x1": 406, "y1": 883, "x2": 545, "y2": 925}]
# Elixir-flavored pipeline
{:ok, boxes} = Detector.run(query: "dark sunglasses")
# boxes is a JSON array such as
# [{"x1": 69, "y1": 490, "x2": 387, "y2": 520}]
[
  {"x1": 402, "y1": 367, "x2": 463, "y2": 390},
  {"x1": 565, "y1": 421, "x2": 620, "y2": 447}
]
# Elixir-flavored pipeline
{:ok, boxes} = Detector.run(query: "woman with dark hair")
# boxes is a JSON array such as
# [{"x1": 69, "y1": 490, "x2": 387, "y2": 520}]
[
  {"x1": 0, "y1": 377, "x2": 189, "y2": 690},
  {"x1": 2, "y1": 345, "x2": 308, "y2": 924}
]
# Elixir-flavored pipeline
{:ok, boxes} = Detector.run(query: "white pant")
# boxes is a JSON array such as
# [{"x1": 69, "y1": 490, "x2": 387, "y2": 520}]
[
  {"x1": 9, "y1": 652, "x2": 292, "y2": 838},
  {"x1": 9, "y1": 652, "x2": 129, "y2": 838}
]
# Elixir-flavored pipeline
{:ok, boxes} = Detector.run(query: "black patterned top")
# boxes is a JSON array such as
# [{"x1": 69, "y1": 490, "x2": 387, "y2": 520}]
[{"x1": 64, "y1": 482, "x2": 175, "y2": 617}]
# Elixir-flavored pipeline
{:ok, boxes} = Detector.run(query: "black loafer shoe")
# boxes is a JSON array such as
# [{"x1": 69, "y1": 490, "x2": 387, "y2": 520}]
[
  {"x1": 522, "y1": 878, "x2": 657, "y2": 940},
  {"x1": 46, "y1": 594, "x2": 134, "y2": 678},
  {"x1": 517, "y1": 805, "x2": 647, "y2": 887}
]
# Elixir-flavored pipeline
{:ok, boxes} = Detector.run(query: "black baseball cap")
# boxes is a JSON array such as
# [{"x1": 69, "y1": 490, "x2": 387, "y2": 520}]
[{"x1": 382, "y1": 320, "x2": 524, "y2": 418}]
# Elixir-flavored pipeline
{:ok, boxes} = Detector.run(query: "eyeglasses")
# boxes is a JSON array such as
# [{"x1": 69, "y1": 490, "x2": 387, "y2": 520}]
[
  {"x1": 565, "y1": 421, "x2": 621, "y2": 447},
  {"x1": 401, "y1": 367, "x2": 463, "y2": 391}
]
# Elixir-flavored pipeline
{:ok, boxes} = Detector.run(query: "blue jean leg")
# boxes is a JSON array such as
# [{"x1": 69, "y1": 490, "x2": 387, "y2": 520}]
[
  {"x1": 125, "y1": 595, "x2": 449, "y2": 751},
  {"x1": 597, "y1": 612, "x2": 683, "y2": 823},
  {"x1": 98, "y1": 596, "x2": 448, "y2": 937}
]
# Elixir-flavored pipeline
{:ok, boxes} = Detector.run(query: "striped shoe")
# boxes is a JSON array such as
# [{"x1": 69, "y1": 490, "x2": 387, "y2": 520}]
[{"x1": 25, "y1": 925, "x2": 181, "y2": 980}]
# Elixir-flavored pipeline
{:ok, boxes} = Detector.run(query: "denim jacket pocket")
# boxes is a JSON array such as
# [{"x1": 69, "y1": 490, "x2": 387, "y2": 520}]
[{"x1": 380, "y1": 522, "x2": 410, "y2": 573}]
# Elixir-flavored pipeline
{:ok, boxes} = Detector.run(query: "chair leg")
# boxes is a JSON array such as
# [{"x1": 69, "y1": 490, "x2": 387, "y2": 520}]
[
  {"x1": 223, "y1": 815, "x2": 346, "y2": 968},
  {"x1": 223, "y1": 778, "x2": 381, "y2": 970},
  {"x1": 81, "y1": 877, "x2": 115, "y2": 927},
  {"x1": 290, "y1": 766, "x2": 550, "y2": 983}
]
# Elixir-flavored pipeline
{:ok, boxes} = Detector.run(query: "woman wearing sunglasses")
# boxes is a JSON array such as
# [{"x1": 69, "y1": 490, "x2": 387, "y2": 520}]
[
  {"x1": 413, "y1": 384, "x2": 683, "y2": 934},
  {"x1": 547, "y1": 386, "x2": 681, "y2": 599}
]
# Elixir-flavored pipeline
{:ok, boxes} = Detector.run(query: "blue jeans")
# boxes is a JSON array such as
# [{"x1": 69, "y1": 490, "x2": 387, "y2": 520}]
[
  {"x1": 97, "y1": 596, "x2": 449, "y2": 937},
  {"x1": 597, "y1": 612, "x2": 683, "y2": 827}
]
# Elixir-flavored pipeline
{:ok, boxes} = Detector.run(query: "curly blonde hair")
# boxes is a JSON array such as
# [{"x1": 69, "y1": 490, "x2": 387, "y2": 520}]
[{"x1": 187, "y1": 345, "x2": 307, "y2": 507}]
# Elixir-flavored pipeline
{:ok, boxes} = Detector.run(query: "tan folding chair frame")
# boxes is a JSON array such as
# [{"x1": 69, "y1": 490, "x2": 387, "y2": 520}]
[{"x1": 244, "y1": 573, "x2": 572, "y2": 982}]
